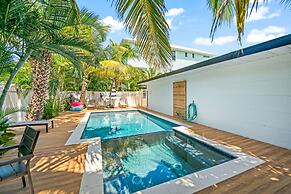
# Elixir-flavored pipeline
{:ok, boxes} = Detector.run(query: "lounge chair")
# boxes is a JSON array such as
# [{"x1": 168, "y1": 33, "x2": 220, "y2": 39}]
[
  {"x1": 0, "y1": 126, "x2": 40, "y2": 194},
  {"x1": 9, "y1": 120, "x2": 54, "y2": 133}
]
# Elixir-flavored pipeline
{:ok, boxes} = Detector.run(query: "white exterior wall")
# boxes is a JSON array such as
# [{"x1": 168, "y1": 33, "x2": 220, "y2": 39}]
[
  {"x1": 147, "y1": 48, "x2": 291, "y2": 149},
  {"x1": 128, "y1": 48, "x2": 213, "y2": 70}
]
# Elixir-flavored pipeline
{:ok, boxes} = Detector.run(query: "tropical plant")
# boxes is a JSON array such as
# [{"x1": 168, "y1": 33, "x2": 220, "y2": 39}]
[
  {"x1": 98, "y1": 60, "x2": 128, "y2": 90},
  {"x1": 13, "y1": 62, "x2": 32, "y2": 92},
  {"x1": 0, "y1": 0, "x2": 92, "y2": 110},
  {"x1": 123, "y1": 66, "x2": 146, "y2": 91},
  {"x1": 76, "y1": 12, "x2": 108, "y2": 103},
  {"x1": 62, "y1": 97, "x2": 72, "y2": 111},
  {"x1": 143, "y1": 68, "x2": 161, "y2": 79},
  {"x1": 97, "y1": 40, "x2": 139, "y2": 91},
  {"x1": 26, "y1": 7, "x2": 106, "y2": 120},
  {"x1": 26, "y1": 51, "x2": 53, "y2": 120},
  {"x1": 49, "y1": 55, "x2": 81, "y2": 95},
  {"x1": 110, "y1": 0, "x2": 172, "y2": 69},
  {"x1": 0, "y1": 108, "x2": 26, "y2": 153},
  {"x1": 207, "y1": 0, "x2": 291, "y2": 42},
  {"x1": 104, "y1": 39, "x2": 138, "y2": 64},
  {"x1": 42, "y1": 98, "x2": 62, "y2": 120}
]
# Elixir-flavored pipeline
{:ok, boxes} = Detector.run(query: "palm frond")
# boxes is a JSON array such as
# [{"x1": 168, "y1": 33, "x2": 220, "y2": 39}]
[
  {"x1": 0, "y1": 107, "x2": 27, "y2": 119},
  {"x1": 280, "y1": 0, "x2": 291, "y2": 8},
  {"x1": 208, "y1": 0, "x2": 271, "y2": 43},
  {"x1": 111, "y1": 0, "x2": 172, "y2": 70},
  {"x1": 208, "y1": 0, "x2": 235, "y2": 41}
]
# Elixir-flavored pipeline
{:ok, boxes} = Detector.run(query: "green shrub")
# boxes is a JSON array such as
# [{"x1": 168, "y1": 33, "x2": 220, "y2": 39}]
[
  {"x1": 62, "y1": 97, "x2": 72, "y2": 111},
  {"x1": 0, "y1": 117, "x2": 15, "y2": 148},
  {"x1": 0, "y1": 108, "x2": 25, "y2": 155},
  {"x1": 42, "y1": 98, "x2": 61, "y2": 120}
]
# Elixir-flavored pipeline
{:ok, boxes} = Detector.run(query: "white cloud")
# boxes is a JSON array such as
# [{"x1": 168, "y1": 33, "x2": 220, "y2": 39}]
[
  {"x1": 165, "y1": 8, "x2": 184, "y2": 17},
  {"x1": 247, "y1": 26, "x2": 287, "y2": 43},
  {"x1": 246, "y1": 6, "x2": 280, "y2": 22},
  {"x1": 165, "y1": 8, "x2": 184, "y2": 30},
  {"x1": 194, "y1": 36, "x2": 237, "y2": 46},
  {"x1": 166, "y1": 18, "x2": 173, "y2": 28},
  {"x1": 102, "y1": 16, "x2": 124, "y2": 32}
]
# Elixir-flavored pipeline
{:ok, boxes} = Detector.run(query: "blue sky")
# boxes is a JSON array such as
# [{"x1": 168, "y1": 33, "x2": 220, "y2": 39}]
[{"x1": 76, "y1": 0, "x2": 291, "y2": 55}]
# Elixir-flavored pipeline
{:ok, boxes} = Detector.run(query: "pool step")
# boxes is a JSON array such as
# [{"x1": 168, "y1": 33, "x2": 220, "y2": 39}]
[{"x1": 165, "y1": 136, "x2": 218, "y2": 169}]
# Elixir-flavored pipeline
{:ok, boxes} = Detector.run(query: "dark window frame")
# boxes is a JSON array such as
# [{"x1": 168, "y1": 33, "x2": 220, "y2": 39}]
[{"x1": 172, "y1": 51, "x2": 176, "y2": 60}]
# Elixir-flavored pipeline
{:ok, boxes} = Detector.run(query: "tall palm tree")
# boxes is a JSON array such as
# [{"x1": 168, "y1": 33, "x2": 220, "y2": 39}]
[
  {"x1": 98, "y1": 40, "x2": 138, "y2": 91},
  {"x1": 72, "y1": 9, "x2": 109, "y2": 105},
  {"x1": 0, "y1": 0, "x2": 86, "y2": 109},
  {"x1": 26, "y1": 8, "x2": 107, "y2": 120},
  {"x1": 26, "y1": 51, "x2": 52, "y2": 120}
]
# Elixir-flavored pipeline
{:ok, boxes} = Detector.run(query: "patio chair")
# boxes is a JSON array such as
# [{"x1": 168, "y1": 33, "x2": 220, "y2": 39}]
[{"x1": 0, "y1": 126, "x2": 40, "y2": 194}]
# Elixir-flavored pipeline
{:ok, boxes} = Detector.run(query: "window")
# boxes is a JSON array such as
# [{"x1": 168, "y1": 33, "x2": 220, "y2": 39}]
[
  {"x1": 192, "y1": 53, "x2": 195, "y2": 58},
  {"x1": 203, "y1": 55, "x2": 210, "y2": 58},
  {"x1": 172, "y1": 51, "x2": 176, "y2": 60},
  {"x1": 185, "y1": 52, "x2": 188, "y2": 57}
]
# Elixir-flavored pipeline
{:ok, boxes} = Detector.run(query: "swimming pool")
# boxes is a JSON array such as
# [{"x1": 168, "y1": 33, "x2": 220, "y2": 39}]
[
  {"x1": 102, "y1": 131, "x2": 235, "y2": 194},
  {"x1": 69, "y1": 110, "x2": 264, "y2": 194},
  {"x1": 81, "y1": 110, "x2": 178, "y2": 140}
]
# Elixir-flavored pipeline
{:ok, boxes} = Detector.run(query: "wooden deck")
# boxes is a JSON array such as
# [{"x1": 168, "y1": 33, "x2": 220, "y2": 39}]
[{"x1": 1, "y1": 109, "x2": 290, "y2": 194}]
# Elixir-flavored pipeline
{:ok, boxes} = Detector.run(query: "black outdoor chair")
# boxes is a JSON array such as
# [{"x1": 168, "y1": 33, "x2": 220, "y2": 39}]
[{"x1": 0, "y1": 126, "x2": 40, "y2": 194}]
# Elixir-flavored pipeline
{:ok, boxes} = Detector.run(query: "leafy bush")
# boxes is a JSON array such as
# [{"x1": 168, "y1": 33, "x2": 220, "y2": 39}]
[
  {"x1": 0, "y1": 108, "x2": 25, "y2": 155},
  {"x1": 42, "y1": 98, "x2": 62, "y2": 120},
  {"x1": 0, "y1": 117, "x2": 14, "y2": 147},
  {"x1": 62, "y1": 97, "x2": 72, "y2": 111}
]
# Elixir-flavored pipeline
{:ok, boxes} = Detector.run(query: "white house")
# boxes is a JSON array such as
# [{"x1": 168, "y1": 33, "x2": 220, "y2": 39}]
[
  {"x1": 124, "y1": 39, "x2": 215, "y2": 71},
  {"x1": 140, "y1": 34, "x2": 291, "y2": 150}
]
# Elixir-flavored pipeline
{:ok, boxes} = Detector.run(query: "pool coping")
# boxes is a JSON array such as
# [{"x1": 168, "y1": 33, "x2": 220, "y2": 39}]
[{"x1": 66, "y1": 109, "x2": 265, "y2": 194}]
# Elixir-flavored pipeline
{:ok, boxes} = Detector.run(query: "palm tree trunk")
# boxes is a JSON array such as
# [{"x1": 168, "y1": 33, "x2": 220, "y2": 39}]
[
  {"x1": 0, "y1": 51, "x2": 32, "y2": 110},
  {"x1": 26, "y1": 51, "x2": 52, "y2": 121}
]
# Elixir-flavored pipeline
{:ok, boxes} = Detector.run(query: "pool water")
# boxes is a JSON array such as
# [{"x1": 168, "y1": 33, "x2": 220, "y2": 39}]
[
  {"x1": 102, "y1": 131, "x2": 235, "y2": 194},
  {"x1": 81, "y1": 110, "x2": 178, "y2": 140},
  {"x1": 81, "y1": 110, "x2": 235, "y2": 193}
]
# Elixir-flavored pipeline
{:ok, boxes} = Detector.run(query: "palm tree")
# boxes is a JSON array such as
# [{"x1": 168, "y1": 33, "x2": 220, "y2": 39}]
[
  {"x1": 98, "y1": 60, "x2": 128, "y2": 90},
  {"x1": 26, "y1": 51, "x2": 52, "y2": 120},
  {"x1": 26, "y1": 8, "x2": 108, "y2": 120},
  {"x1": 143, "y1": 68, "x2": 161, "y2": 79},
  {"x1": 0, "y1": 0, "x2": 86, "y2": 109},
  {"x1": 97, "y1": 40, "x2": 138, "y2": 92},
  {"x1": 76, "y1": 9, "x2": 109, "y2": 105}
]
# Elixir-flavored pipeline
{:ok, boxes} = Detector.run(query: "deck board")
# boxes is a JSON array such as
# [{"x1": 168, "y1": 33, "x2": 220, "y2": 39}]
[{"x1": 0, "y1": 108, "x2": 290, "y2": 194}]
